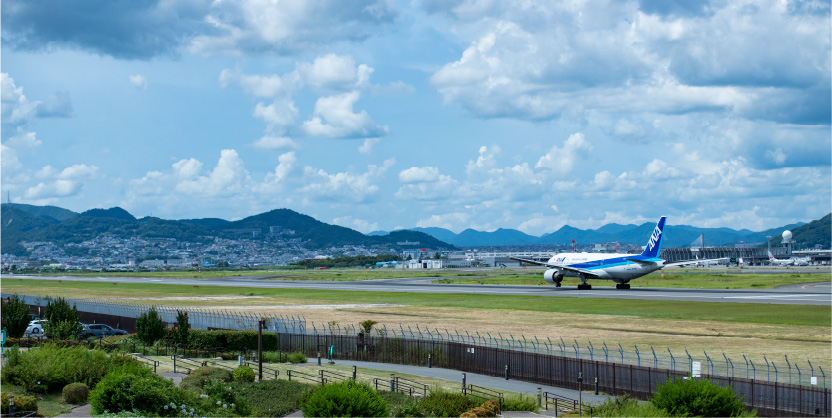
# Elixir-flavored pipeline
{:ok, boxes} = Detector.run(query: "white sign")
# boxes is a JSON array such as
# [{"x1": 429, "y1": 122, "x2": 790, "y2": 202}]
[
  {"x1": 692, "y1": 361, "x2": 702, "y2": 377},
  {"x1": 811, "y1": 376, "x2": 818, "y2": 385},
  {"x1": 470, "y1": 347, "x2": 474, "y2": 354}
]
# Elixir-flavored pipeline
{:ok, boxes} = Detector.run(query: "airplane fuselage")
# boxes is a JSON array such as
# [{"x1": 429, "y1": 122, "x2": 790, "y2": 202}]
[{"x1": 544, "y1": 252, "x2": 665, "y2": 283}]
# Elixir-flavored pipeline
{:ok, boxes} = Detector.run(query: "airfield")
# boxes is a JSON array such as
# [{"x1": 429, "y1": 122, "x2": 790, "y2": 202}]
[{"x1": 4, "y1": 266, "x2": 830, "y2": 369}]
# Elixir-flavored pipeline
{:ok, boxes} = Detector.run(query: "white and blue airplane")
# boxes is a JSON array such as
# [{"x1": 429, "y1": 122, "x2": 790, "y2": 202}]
[{"x1": 510, "y1": 217, "x2": 717, "y2": 290}]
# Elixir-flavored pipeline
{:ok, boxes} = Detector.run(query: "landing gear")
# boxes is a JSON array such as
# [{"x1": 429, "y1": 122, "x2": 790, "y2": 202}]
[
  {"x1": 555, "y1": 282, "x2": 562, "y2": 287},
  {"x1": 577, "y1": 275, "x2": 591, "y2": 290},
  {"x1": 615, "y1": 283, "x2": 631, "y2": 290}
]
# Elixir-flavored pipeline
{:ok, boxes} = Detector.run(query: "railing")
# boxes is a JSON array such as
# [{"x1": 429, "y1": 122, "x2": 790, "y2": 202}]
[
  {"x1": 172, "y1": 355, "x2": 202, "y2": 374},
  {"x1": 287, "y1": 369, "x2": 323, "y2": 385},
  {"x1": 243, "y1": 361, "x2": 281, "y2": 380},
  {"x1": 543, "y1": 391, "x2": 593, "y2": 416},
  {"x1": 202, "y1": 359, "x2": 235, "y2": 372},
  {"x1": 318, "y1": 369, "x2": 348, "y2": 383},
  {"x1": 463, "y1": 384, "x2": 503, "y2": 408},
  {"x1": 130, "y1": 353, "x2": 159, "y2": 374},
  {"x1": 393, "y1": 376, "x2": 429, "y2": 397}
]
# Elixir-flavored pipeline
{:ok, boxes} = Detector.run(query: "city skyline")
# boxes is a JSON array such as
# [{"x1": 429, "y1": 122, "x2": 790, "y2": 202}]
[{"x1": 2, "y1": 0, "x2": 830, "y2": 234}]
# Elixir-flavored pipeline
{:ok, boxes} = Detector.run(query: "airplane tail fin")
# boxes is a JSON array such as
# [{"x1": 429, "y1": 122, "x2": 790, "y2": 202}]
[
  {"x1": 640, "y1": 216, "x2": 666, "y2": 258},
  {"x1": 768, "y1": 250, "x2": 775, "y2": 260}
]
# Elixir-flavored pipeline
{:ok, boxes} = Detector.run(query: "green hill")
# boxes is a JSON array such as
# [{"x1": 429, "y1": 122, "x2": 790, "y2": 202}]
[
  {"x1": 3, "y1": 203, "x2": 78, "y2": 222},
  {"x1": 768, "y1": 213, "x2": 831, "y2": 249}
]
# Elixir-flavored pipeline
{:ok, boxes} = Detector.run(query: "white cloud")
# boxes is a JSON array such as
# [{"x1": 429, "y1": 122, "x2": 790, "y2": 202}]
[
  {"x1": 332, "y1": 216, "x2": 379, "y2": 233},
  {"x1": 302, "y1": 91, "x2": 389, "y2": 138},
  {"x1": 253, "y1": 99, "x2": 299, "y2": 129},
  {"x1": 300, "y1": 158, "x2": 394, "y2": 202},
  {"x1": 1, "y1": 73, "x2": 38, "y2": 135},
  {"x1": 22, "y1": 164, "x2": 98, "y2": 200},
  {"x1": 399, "y1": 166, "x2": 440, "y2": 183},
  {"x1": 252, "y1": 135, "x2": 298, "y2": 151},
  {"x1": 298, "y1": 54, "x2": 374, "y2": 90},
  {"x1": 535, "y1": 133, "x2": 593, "y2": 174},
  {"x1": 129, "y1": 74, "x2": 147, "y2": 89},
  {"x1": 358, "y1": 138, "x2": 381, "y2": 154},
  {"x1": 415, "y1": 212, "x2": 470, "y2": 231}
]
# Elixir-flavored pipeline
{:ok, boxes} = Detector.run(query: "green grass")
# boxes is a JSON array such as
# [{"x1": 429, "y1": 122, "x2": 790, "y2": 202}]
[
  {"x1": 0, "y1": 383, "x2": 73, "y2": 417},
  {"x1": 29, "y1": 269, "x2": 484, "y2": 281},
  {"x1": 4, "y1": 279, "x2": 829, "y2": 327},
  {"x1": 438, "y1": 271, "x2": 830, "y2": 289}
]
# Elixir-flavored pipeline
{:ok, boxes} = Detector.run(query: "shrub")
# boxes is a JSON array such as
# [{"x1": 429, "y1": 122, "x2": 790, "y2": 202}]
[
  {"x1": 501, "y1": 394, "x2": 537, "y2": 412},
  {"x1": 43, "y1": 297, "x2": 82, "y2": 340},
  {"x1": 1, "y1": 294, "x2": 32, "y2": 338},
  {"x1": 233, "y1": 365, "x2": 256, "y2": 383},
  {"x1": 418, "y1": 389, "x2": 477, "y2": 417},
  {"x1": 380, "y1": 391, "x2": 424, "y2": 418},
  {"x1": 175, "y1": 310, "x2": 190, "y2": 347},
  {"x1": 1, "y1": 392, "x2": 38, "y2": 414},
  {"x1": 89, "y1": 368, "x2": 196, "y2": 416},
  {"x1": 302, "y1": 381, "x2": 389, "y2": 417},
  {"x1": 235, "y1": 379, "x2": 316, "y2": 417},
  {"x1": 652, "y1": 377, "x2": 749, "y2": 417},
  {"x1": 482, "y1": 399, "x2": 501, "y2": 415},
  {"x1": 63, "y1": 382, "x2": 91, "y2": 404},
  {"x1": 287, "y1": 351, "x2": 308, "y2": 364},
  {"x1": 359, "y1": 319, "x2": 378, "y2": 334},
  {"x1": 135, "y1": 306, "x2": 166, "y2": 345},
  {"x1": 179, "y1": 366, "x2": 233, "y2": 391},
  {"x1": 1, "y1": 344, "x2": 145, "y2": 393},
  {"x1": 595, "y1": 395, "x2": 670, "y2": 417}
]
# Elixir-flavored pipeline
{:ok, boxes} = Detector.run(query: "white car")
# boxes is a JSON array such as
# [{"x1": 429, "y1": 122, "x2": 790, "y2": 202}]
[{"x1": 23, "y1": 322, "x2": 47, "y2": 337}]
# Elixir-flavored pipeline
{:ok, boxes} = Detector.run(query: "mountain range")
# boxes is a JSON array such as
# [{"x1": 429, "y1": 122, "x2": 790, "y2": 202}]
[
  {"x1": 371, "y1": 215, "x2": 830, "y2": 249},
  {"x1": 2, "y1": 203, "x2": 828, "y2": 256},
  {"x1": 0, "y1": 204, "x2": 453, "y2": 256}
]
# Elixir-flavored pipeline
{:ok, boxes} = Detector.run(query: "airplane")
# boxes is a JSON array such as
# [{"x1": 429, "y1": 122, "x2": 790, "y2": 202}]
[
  {"x1": 510, "y1": 216, "x2": 725, "y2": 290},
  {"x1": 768, "y1": 251, "x2": 810, "y2": 266}
]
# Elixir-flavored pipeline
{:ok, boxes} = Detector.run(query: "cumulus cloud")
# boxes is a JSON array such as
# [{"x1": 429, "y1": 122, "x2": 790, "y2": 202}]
[
  {"x1": 332, "y1": 216, "x2": 379, "y2": 233},
  {"x1": 303, "y1": 91, "x2": 389, "y2": 138},
  {"x1": 253, "y1": 99, "x2": 300, "y2": 129},
  {"x1": 536, "y1": 133, "x2": 593, "y2": 174},
  {"x1": 300, "y1": 158, "x2": 395, "y2": 202},
  {"x1": 2, "y1": 0, "x2": 396, "y2": 59},
  {"x1": 358, "y1": 138, "x2": 381, "y2": 154},
  {"x1": 23, "y1": 164, "x2": 98, "y2": 200},
  {"x1": 298, "y1": 54, "x2": 374, "y2": 90}
]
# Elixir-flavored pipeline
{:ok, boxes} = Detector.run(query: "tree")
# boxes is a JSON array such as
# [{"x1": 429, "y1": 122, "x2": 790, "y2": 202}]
[
  {"x1": 651, "y1": 377, "x2": 748, "y2": 417},
  {"x1": 136, "y1": 306, "x2": 167, "y2": 345},
  {"x1": 433, "y1": 252, "x2": 441, "y2": 259},
  {"x1": 43, "y1": 297, "x2": 82, "y2": 340},
  {"x1": 359, "y1": 319, "x2": 378, "y2": 334},
  {"x1": 174, "y1": 310, "x2": 190, "y2": 346},
  {"x1": 1, "y1": 294, "x2": 32, "y2": 338}
]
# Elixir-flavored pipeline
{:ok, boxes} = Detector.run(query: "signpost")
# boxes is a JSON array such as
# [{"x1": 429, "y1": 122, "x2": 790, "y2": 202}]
[{"x1": 1, "y1": 329, "x2": 6, "y2": 357}]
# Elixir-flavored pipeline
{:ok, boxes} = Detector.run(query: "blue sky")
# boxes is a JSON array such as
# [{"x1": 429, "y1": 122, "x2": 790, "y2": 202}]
[{"x1": 2, "y1": 0, "x2": 830, "y2": 234}]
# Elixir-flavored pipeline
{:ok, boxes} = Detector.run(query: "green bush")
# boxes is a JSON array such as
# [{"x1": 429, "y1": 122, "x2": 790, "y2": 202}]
[
  {"x1": 43, "y1": 297, "x2": 82, "y2": 340},
  {"x1": 135, "y1": 306, "x2": 167, "y2": 345},
  {"x1": 500, "y1": 394, "x2": 537, "y2": 412},
  {"x1": 1, "y1": 392, "x2": 38, "y2": 414},
  {"x1": 1, "y1": 294, "x2": 32, "y2": 338},
  {"x1": 302, "y1": 381, "x2": 389, "y2": 417},
  {"x1": 89, "y1": 368, "x2": 196, "y2": 416},
  {"x1": 595, "y1": 395, "x2": 670, "y2": 417},
  {"x1": 179, "y1": 366, "x2": 233, "y2": 391},
  {"x1": 63, "y1": 382, "x2": 91, "y2": 404},
  {"x1": 235, "y1": 379, "x2": 316, "y2": 417},
  {"x1": 1, "y1": 344, "x2": 145, "y2": 393},
  {"x1": 651, "y1": 377, "x2": 750, "y2": 417},
  {"x1": 417, "y1": 389, "x2": 477, "y2": 417},
  {"x1": 380, "y1": 392, "x2": 424, "y2": 417},
  {"x1": 287, "y1": 351, "x2": 308, "y2": 364},
  {"x1": 203, "y1": 379, "x2": 250, "y2": 415},
  {"x1": 233, "y1": 365, "x2": 256, "y2": 383}
]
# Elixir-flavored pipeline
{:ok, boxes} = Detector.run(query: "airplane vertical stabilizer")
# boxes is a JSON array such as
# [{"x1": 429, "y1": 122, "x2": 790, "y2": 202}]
[{"x1": 640, "y1": 216, "x2": 666, "y2": 258}]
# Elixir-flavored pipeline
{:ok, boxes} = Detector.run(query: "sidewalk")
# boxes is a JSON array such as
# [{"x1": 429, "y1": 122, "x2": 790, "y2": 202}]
[{"x1": 305, "y1": 359, "x2": 612, "y2": 405}]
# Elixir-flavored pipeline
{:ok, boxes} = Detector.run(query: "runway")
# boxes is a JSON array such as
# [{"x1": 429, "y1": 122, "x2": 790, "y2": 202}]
[{"x1": 6, "y1": 274, "x2": 831, "y2": 305}]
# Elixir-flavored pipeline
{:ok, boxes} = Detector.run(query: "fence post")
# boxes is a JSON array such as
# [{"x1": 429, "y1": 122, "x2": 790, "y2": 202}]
[
  {"x1": 785, "y1": 355, "x2": 791, "y2": 385},
  {"x1": 602, "y1": 342, "x2": 609, "y2": 363},
  {"x1": 634, "y1": 345, "x2": 640, "y2": 367},
  {"x1": 651, "y1": 346, "x2": 657, "y2": 369},
  {"x1": 819, "y1": 366, "x2": 826, "y2": 389},
  {"x1": 796, "y1": 364, "x2": 801, "y2": 387},
  {"x1": 750, "y1": 359, "x2": 755, "y2": 381},
  {"x1": 723, "y1": 353, "x2": 730, "y2": 378},
  {"x1": 588, "y1": 341, "x2": 594, "y2": 361},
  {"x1": 742, "y1": 354, "x2": 749, "y2": 380},
  {"x1": 618, "y1": 343, "x2": 624, "y2": 364},
  {"x1": 772, "y1": 362, "x2": 778, "y2": 383},
  {"x1": 764, "y1": 356, "x2": 770, "y2": 382},
  {"x1": 704, "y1": 351, "x2": 711, "y2": 375}
]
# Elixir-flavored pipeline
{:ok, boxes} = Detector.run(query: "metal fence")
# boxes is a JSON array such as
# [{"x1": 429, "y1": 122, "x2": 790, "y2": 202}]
[{"x1": 6, "y1": 293, "x2": 829, "y2": 389}]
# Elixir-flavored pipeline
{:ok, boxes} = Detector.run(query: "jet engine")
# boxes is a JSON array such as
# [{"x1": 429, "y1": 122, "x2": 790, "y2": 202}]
[{"x1": 543, "y1": 269, "x2": 563, "y2": 285}]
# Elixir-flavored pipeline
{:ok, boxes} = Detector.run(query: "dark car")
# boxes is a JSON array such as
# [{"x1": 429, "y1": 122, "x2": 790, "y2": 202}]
[{"x1": 80, "y1": 324, "x2": 128, "y2": 338}]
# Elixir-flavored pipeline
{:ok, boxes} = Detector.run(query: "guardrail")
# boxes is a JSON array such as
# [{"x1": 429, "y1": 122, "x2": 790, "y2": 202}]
[
  {"x1": 243, "y1": 361, "x2": 281, "y2": 380},
  {"x1": 287, "y1": 369, "x2": 323, "y2": 385},
  {"x1": 130, "y1": 353, "x2": 159, "y2": 374},
  {"x1": 172, "y1": 355, "x2": 202, "y2": 374},
  {"x1": 464, "y1": 384, "x2": 503, "y2": 408},
  {"x1": 543, "y1": 391, "x2": 592, "y2": 416}
]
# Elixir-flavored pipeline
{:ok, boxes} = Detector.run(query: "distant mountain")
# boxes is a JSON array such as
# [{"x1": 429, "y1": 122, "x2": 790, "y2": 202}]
[
  {"x1": 768, "y1": 213, "x2": 831, "y2": 249},
  {"x1": 0, "y1": 205, "x2": 455, "y2": 256},
  {"x1": 6, "y1": 203, "x2": 78, "y2": 222}
]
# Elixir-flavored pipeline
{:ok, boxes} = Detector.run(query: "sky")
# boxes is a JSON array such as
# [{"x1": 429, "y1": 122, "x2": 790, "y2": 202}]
[{"x1": 1, "y1": 0, "x2": 830, "y2": 235}]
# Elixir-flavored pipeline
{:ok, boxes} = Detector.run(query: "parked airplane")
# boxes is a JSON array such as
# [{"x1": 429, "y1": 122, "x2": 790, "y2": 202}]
[
  {"x1": 768, "y1": 251, "x2": 810, "y2": 266},
  {"x1": 510, "y1": 216, "x2": 724, "y2": 290}
]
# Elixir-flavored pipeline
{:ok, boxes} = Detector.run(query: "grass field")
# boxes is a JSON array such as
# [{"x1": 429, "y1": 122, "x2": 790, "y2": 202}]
[
  {"x1": 4, "y1": 278, "x2": 829, "y2": 369},
  {"x1": 28, "y1": 266, "x2": 830, "y2": 288}
]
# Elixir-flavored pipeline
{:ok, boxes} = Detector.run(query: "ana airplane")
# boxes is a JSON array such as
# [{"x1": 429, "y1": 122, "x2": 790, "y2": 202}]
[
  {"x1": 510, "y1": 216, "x2": 724, "y2": 290},
  {"x1": 768, "y1": 251, "x2": 810, "y2": 266}
]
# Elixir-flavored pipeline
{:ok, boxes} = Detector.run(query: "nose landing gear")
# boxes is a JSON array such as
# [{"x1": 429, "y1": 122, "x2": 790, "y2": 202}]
[{"x1": 615, "y1": 283, "x2": 631, "y2": 290}]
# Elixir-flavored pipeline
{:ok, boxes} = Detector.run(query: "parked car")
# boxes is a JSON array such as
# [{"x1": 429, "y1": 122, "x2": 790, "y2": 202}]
[
  {"x1": 23, "y1": 322, "x2": 47, "y2": 338},
  {"x1": 79, "y1": 324, "x2": 128, "y2": 339}
]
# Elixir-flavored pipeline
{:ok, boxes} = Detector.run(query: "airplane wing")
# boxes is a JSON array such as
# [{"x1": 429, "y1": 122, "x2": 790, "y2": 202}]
[
  {"x1": 509, "y1": 257, "x2": 604, "y2": 277},
  {"x1": 624, "y1": 258, "x2": 660, "y2": 266},
  {"x1": 664, "y1": 257, "x2": 729, "y2": 268}
]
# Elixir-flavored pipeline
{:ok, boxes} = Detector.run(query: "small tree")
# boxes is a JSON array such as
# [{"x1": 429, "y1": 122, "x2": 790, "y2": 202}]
[
  {"x1": 1, "y1": 294, "x2": 32, "y2": 338},
  {"x1": 175, "y1": 310, "x2": 190, "y2": 347},
  {"x1": 136, "y1": 306, "x2": 166, "y2": 345},
  {"x1": 651, "y1": 377, "x2": 748, "y2": 417},
  {"x1": 359, "y1": 319, "x2": 378, "y2": 335},
  {"x1": 43, "y1": 297, "x2": 82, "y2": 340}
]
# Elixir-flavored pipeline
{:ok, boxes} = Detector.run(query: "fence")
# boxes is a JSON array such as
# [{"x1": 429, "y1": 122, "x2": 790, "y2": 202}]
[{"x1": 5, "y1": 293, "x2": 830, "y2": 415}]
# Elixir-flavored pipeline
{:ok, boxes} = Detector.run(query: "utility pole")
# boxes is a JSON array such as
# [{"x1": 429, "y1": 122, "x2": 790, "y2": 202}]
[{"x1": 257, "y1": 319, "x2": 264, "y2": 381}]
